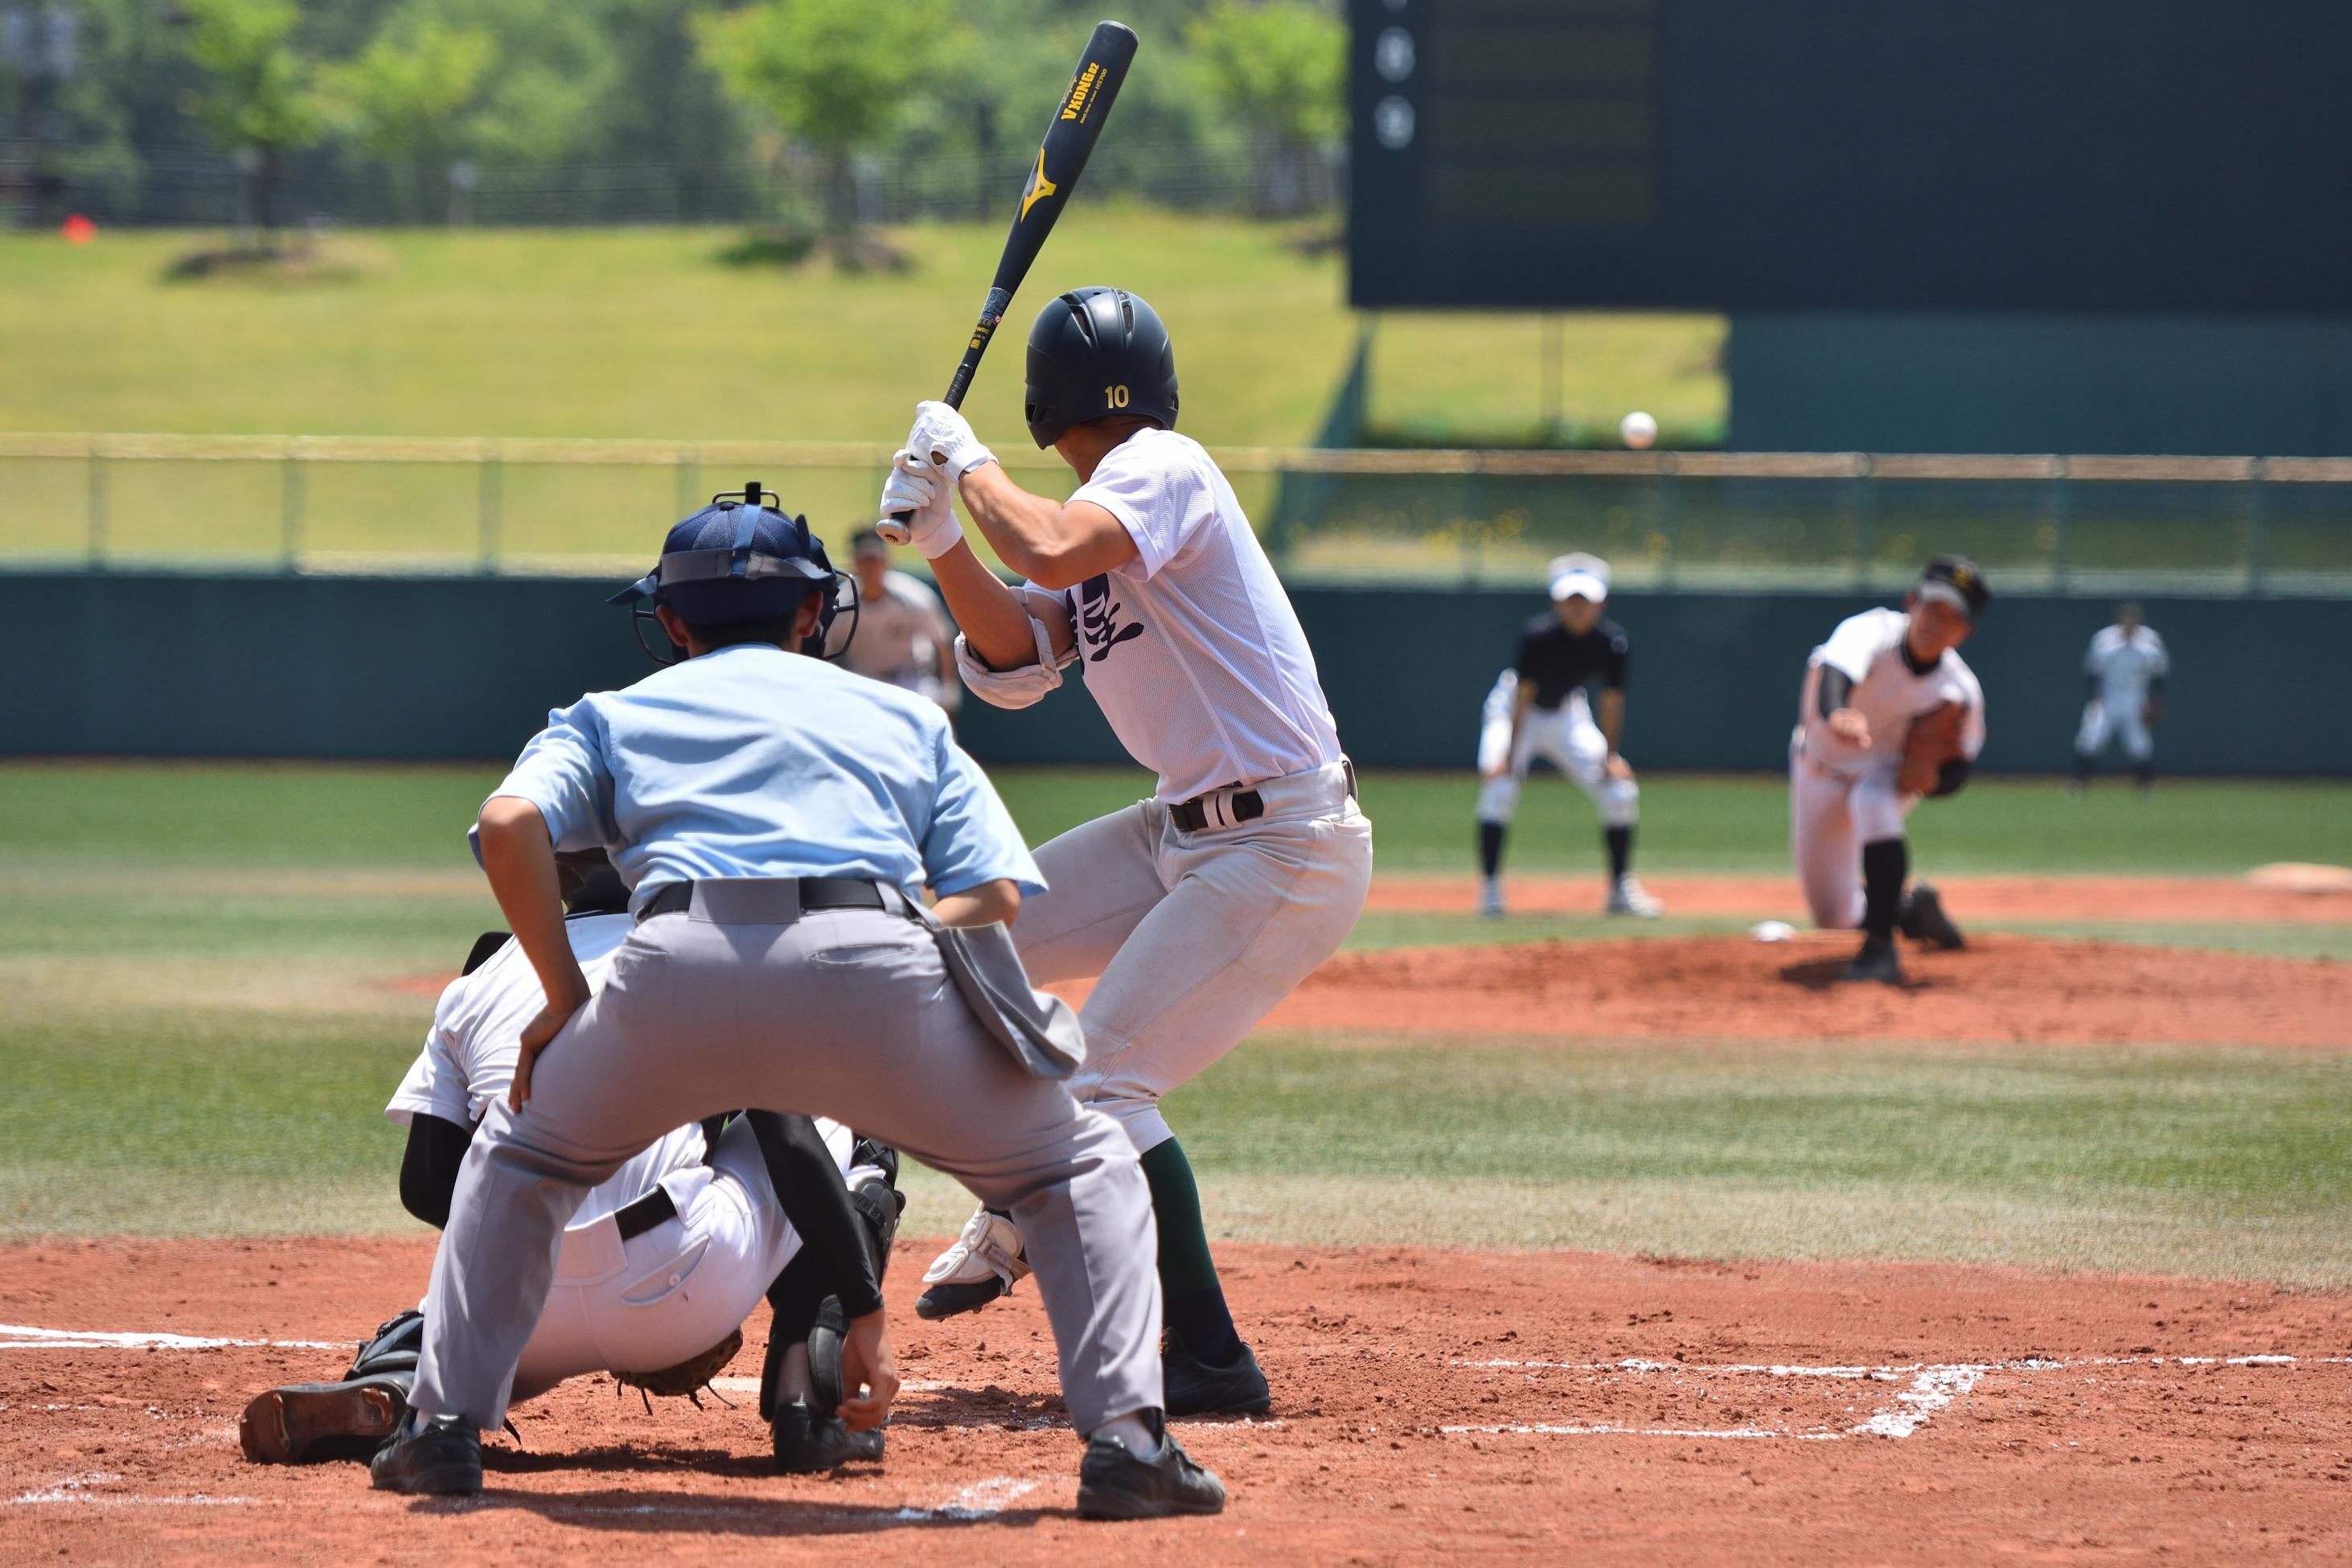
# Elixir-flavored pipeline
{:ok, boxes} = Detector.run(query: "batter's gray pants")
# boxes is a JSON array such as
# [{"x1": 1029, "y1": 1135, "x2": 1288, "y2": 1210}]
[{"x1": 409, "y1": 882, "x2": 1162, "y2": 1435}]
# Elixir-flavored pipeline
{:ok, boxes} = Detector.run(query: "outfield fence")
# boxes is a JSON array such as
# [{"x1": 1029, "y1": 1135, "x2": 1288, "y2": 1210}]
[{"x1": 3, "y1": 433, "x2": 2349, "y2": 595}]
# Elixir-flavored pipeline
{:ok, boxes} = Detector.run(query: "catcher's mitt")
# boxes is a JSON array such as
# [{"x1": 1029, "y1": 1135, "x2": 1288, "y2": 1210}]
[
  {"x1": 1898, "y1": 701, "x2": 1966, "y2": 796},
  {"x1": 614, "y1": 1325, "x2": 742, "y2": 1410}
]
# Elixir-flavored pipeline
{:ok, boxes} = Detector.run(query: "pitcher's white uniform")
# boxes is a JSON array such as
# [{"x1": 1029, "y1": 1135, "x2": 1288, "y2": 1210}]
[
  {"x1": 1790, "y1": 608, "x2": 1985, "y2": 929},
  {"x1": 954, "y1": 427, "x2": 1373, "y2": 1154},
  {"x1": 388, "y1": 913, "x2": 856, "y2": 1402},
  {"x1": 2075, "y1": 622, "x2": 2168, "y2": 764}
]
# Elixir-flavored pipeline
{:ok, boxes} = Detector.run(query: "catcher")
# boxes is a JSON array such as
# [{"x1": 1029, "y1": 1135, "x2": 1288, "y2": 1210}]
[
  {"x1": 239, "y1": 853, "x2": 903, "y2": 1472},
  {"x1": 1789, "y1": 557, "x2": 1989, "y2": 983}
]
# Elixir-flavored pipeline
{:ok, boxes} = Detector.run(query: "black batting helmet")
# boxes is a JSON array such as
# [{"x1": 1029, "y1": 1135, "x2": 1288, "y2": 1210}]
[
  {"x1": 1023, "y1": 286, "x2": 1178, "y2": 448},
  {"x1": 609, "y1": 482, "x2": 853, "y2": 663}
]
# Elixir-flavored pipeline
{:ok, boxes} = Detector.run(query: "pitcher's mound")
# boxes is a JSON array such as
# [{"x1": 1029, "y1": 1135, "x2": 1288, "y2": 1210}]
[{"x1": 2248, "y1": 861, "x2": 2352, "y2": 893}]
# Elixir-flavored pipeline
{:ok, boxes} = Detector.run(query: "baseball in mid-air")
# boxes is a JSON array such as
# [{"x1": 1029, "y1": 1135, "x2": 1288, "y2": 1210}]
[{"x1": 1619, "y1": 410, "x2": 1658, "y2": 450}]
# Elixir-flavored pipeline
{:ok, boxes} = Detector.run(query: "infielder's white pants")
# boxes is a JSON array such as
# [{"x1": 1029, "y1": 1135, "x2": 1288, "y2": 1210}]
[
  {"x1": 1789, "y1": 737, "x2": 1915, "y2": 930},
  {"x1": 1475, "y1": 682, "x2": 1637, "y2": 828},
  {"x1": 1014, "y1": 758, "x2": 1373, "y2": 1157},
  {"x1": 506, "y1": 1117, "x2": 856, "y2": 1403},
  {"x1": 2075, "y1": 698, "x2": 2153, "y2": 763}
]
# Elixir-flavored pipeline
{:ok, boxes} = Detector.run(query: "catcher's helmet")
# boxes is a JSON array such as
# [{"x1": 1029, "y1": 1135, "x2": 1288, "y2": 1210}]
[
  {"x1": 609, "y1": 482, "x2": 853, "y2": 663},
  {"x1": 1022, "y1": 286, "x2": 1178, "y2": 448}
]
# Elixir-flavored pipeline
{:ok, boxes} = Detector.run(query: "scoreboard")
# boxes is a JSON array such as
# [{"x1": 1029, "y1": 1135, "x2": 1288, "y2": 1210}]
[{"x1": 1348, "y1": 0, "x2": 2352, "y2": 314}]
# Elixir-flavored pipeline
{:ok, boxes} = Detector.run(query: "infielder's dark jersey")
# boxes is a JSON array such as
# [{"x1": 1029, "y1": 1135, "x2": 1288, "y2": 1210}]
[{"x1": 1514, "y1": 614, "x2": 1630, "y2": 709}]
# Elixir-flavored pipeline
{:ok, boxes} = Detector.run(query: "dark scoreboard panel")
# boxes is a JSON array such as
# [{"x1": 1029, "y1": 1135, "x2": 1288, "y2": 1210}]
[{"x1": 1348, "y1": 0, "x2": 2352, "y2": 312}]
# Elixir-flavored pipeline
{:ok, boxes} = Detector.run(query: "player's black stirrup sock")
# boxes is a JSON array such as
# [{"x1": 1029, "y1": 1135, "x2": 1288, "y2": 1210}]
[
  {"x1": 2135, "y1": 760, "x2": 2155, "y2": 789},
  {"x1": 1605, "y1": 826, "x2": 1632, "y2": 882},
  {"x1": 2072, "y1": 751, "x2": 2095, "y2": 785},
  {"x1": 1860, "y1": 838, "x2": 1908, "y2": 941},
  {"x1": 1140, "y1": 1139, "x2": 1245, "y2": 1363},
  {"x1": 1477, "y1": 820, "x2": 1506, "y2": 880}
]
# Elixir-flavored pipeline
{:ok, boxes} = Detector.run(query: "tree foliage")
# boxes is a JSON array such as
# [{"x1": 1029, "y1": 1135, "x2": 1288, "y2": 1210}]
[
  {"x1": 1185, "y1": 0, "x2": 1344, "y2": 147},
  {"x1": 318, "y1": 18, "x2": 496, "y2": 216},
  {"x1": 173, "y1": 0, "x2": 326, "y2": 162}
]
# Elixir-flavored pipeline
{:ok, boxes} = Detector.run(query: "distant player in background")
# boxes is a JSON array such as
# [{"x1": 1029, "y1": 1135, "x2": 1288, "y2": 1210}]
[
  {"x1": 831, "y1": 529, "x2": 961, "y2": 719},
  {"x1": 2071, "y1": 603, "x2": 2168, "y2": 794},
  {"x1": 1789, "y1": 557, "x2": 1988, "y2": 984},
  {"x1": 1476, "y1": 553, "x2": 1661, "y2": 918}
]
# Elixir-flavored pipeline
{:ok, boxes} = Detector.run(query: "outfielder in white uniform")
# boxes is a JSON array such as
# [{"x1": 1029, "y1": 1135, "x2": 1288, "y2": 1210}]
[
  {"x1": 2071, "y1": 602, "x2": 2168, "y2": 793},
  {"x1": 1474, "y1": 552, "x2": 1662, "y2": 918},
  {"x1": 1790, "y1": 557, "x2": 1989, "y2": 984},
  {"x1": 240, "y1": 862, "x2": 897, "y2": 1472},
  {"x1": 877, "y1": 286, "x2": 1373, "y2": 1420},
  {"x1": 833, "y1": 527, "x2": 962, "y2": 717}
]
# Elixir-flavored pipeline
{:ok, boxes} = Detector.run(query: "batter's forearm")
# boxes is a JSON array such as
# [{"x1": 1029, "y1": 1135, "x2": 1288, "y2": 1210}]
[
  {"x1": 958, "y1": 463, "x2": 1076, "y2": 583},
  {"x1": 929, "y1": 540, "x2": 1040, "y2": 671}
]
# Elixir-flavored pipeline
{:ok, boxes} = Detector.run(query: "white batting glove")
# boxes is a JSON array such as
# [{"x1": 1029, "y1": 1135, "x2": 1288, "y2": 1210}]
[
  {"x1": 876, "y1": 449, "x2": 964, "y2": 558},
  {"x1": 906, "y1": 400, "x2": 996, "y2": 478}
]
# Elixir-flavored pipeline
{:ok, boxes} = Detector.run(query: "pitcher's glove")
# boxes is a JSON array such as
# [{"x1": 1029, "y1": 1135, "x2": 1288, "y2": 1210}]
[
  {"x1": 614, "y1": 1325, "x2": 742, "y2": 1410},
  {"x1": 1898, "y1": 702, "x2": 1966, "y2": 797}
]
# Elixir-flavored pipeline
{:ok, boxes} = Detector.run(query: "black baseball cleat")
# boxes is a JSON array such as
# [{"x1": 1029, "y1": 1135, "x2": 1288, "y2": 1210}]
[
  {"x1": 771, "y1": 1399, "x2": 885, "y2": 1473},
  {"x1": 1897, "y1": 883, "x2": 1965, "y2": 950},
  {"x1": 1840, "y1": 934, "x2": 1905, "y2": 985},
  {"x1": 240, "y1": 1374, "x2": 411, "y2": 1463},
  {"x1": 915, "y1": 1277, "x2": 1012, "y2": 1320},
  {"x1": 1162, "y1": 1337, "x2": 1271, "y2": 1418},
  {"x1": 367, "y1": 1409, "x2": 481, "y2": 1496},
  {"x1": 1076, "y1": 1413, "x2": 1228, "y2": 1520}
]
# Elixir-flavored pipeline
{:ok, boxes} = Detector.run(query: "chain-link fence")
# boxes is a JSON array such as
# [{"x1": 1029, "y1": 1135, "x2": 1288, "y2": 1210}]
[{"x1": 4, "y1": 434, "x2": 2348, "y2": 594}]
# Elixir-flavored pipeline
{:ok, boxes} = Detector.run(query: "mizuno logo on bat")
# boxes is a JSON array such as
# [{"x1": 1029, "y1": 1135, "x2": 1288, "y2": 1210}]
[
  {"x1": 1020, "y1": 149, "x2": 1058, "y2": 220},
  {"x1": 1061, "y1": 61, "x2": 1102, "y2": 121}
]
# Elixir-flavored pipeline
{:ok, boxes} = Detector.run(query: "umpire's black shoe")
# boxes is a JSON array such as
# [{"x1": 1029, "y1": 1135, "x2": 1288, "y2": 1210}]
[
  {"x1": 1840, "y1": 934, "x2": 1905, "y2": 985},
  {"x1": 367, "y1": 1409, "x2": 481, "y2": 1495},
  {"x1": 1077, "y1": 1412, "x2": 1227, "y2": 1520},
  {"x1": 1163, "y1": 1337, "x2": 1271, "y2": 1418},
  {"x1": 1898, "y1": 883, "x2": 1965, "y2": 950},
  {"x1": 771, "y1": 1399, "x2": 885, "y2": 1473}
]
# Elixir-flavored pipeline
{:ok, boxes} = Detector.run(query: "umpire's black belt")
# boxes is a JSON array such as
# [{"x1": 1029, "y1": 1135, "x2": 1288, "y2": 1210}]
[
  {"x1": 610, "y1": 1185, "x2": 678, "y2": 1242},
  {"x1": 634, "y1": 876, "x2": 893, "y2": 925},
  {"x1": 1169, "y1": 786, "x2": 1263, "y2": 834}
]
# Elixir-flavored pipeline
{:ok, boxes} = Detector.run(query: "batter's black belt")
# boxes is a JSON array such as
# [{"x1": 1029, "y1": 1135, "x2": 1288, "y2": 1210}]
[
  {"x1": 1169, "y1": 786, "x2": 1263, "y2": 833},
  {"x1": 610, "y1": 1185, "x2": 678, "y2": 1242},
  {"x1": 634, "y1": 876, "x2": 889, "y2": 924}
]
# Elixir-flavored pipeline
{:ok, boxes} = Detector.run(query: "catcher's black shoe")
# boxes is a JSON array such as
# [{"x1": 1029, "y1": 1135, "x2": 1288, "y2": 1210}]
[
  {"x1": 1840, "y1": 934, "x2": 1905, "y2": 985},
  {"x1": 1076, "y1": 1412, "x2": 1227, "y2": 1520},
  {"x1": 240, "y1": 1373, "x2": 411, "y2": 1463},
  {"x1": 1162, "y1": 1337, "x2": 1271, "y2": 1418},
  {"x1": 368, "y1": 1409, "x2": 481, "y2": 1496},
  {"x1": 1897, "y1": 883, "x2": 1965, "y2": 950},
  {"x1": 771, "y1": 1399, "x2": 885, "y2": 1473}
]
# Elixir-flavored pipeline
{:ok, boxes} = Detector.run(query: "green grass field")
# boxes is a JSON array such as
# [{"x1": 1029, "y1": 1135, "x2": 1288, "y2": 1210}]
[
  {"x1": 2, "y1": 763, "x2": 2346, "y2": 1282},
  {"x1": 0, "y1": 219, "x2": 1722, "y2": 451}
]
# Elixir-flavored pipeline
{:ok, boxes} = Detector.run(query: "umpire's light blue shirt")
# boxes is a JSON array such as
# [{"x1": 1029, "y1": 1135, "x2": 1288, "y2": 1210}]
[{"x1": 485, "y1": 643, "x2": 1044, "y2": 903}]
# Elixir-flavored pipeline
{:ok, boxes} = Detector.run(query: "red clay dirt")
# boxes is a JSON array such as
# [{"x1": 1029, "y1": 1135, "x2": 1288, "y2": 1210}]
[
  {"x1": 2, "y1": 1238, "x2": 2346, "y2": 1566},
  {"x1": 1369, "y1": 872, "x2": 2352, "y2": 924},
  {"x1": 1051, "y1": 932, "x2": 2352, "y2": 1049}
]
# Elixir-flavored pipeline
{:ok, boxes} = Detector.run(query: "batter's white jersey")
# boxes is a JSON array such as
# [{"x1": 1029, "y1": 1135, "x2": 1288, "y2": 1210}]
[
  {"x1": 838, "y1": 569, "x2": 960, "y2": 713},
  {"x1": 388, "y1": 914, "x2": 851, "y2": 1397},
  {"x1": 2085, "y1": 624, "x2": 2169, "y2": 708},
  {"x1": 1055, "y1": 427, "x2": 1343, "y2": 802},
  {"x1": 1796, "y1": 608, "x2": 1986, "y2": 777}
]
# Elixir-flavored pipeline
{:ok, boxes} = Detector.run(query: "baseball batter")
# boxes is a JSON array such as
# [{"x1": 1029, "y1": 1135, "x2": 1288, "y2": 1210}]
[
  {"x1": 1474, "y1": 552, "x2": 1662, "y2": 918},
  {"x1": 876, "y1": 286, "x2": 1373, "y2": 1420},
  {"x1": 369, "y1": 487, "x2": 1223, "y2": 1521},
  {"x1": 831, "y1": 528, "x2": 962, "y2": 717},
  {"x1": 2071, "y1": 602, "x2": 2169, "y2": 792},
  {"x1": 1790, "y1": 557, "x2": 1989, "y2": 983},
  {"x1": 239, "y1": 862, "x2": 898, "y2": 1474}
]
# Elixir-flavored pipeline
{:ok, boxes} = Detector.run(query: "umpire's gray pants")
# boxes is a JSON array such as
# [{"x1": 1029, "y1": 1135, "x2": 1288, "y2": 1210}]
[{"x1": 410, "y1": 884, "x2": 1163, "y2": 1435}]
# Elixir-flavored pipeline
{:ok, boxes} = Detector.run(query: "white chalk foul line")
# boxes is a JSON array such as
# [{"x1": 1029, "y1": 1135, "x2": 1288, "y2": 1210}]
[
  {"x1": 7, "y1": 1472, "x2": 262, "y2": 1508},
  {"x1": 0, "y1": 1322, "x2": 342, "y2": 1353}
]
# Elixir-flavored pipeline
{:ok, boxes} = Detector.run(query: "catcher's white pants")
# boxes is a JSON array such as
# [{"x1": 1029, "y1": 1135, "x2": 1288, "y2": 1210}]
[
  {"x1": 1014, "y1": 759, "x2": 1373, "y2": 1156},
  {"x1": 1789, "y1": 729, "x2": 1915, "y2": 930},
  {"x1": 1475, "y1": 680, "x2": 1638, "y2": 828},
  {"x1": 506, "y1": 1116, "x2": 854, "y2": 1402},
  {"x1": 2075, "y1": 699, "x2": 2153, "y2": 763}
]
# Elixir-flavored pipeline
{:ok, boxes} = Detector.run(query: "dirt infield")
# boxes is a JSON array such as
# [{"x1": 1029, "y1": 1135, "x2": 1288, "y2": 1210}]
[
  {"x1": 1047, "y1": 932, "x2": 2352, "y2": 1049},
  {"x1": 1369, "y1": 872, "x2": 2352, "y2": 925},
  {"x1": 3, "y1": 1238, "x2": 2346, "y2": 1566}
]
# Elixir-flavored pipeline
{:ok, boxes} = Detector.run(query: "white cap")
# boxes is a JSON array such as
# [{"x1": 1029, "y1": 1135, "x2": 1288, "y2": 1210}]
[{"x1": 1547, "y1": 551, "x2": 1610, "y2": 603}]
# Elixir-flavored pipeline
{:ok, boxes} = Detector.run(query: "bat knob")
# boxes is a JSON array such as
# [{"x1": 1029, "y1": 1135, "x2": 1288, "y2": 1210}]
[{"x1": 877, "y1": 512, "x2": 915, "y2": 546}]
